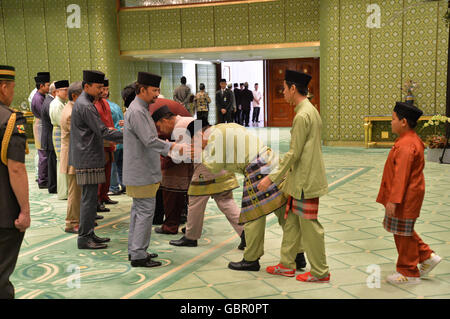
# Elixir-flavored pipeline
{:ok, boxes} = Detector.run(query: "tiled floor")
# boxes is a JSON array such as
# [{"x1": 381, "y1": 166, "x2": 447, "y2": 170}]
[{"x1": 10, "y1": 128, "x2": 450, "y2": 299}]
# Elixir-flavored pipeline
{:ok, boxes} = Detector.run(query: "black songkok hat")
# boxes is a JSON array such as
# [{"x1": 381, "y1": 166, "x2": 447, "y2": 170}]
[
  {"x1": 137, "y1": 72, "x2": 161, "y2": 88},
  {"x1": 83, "y1": 70, "x2": 105, "y2": 84},
  {"x1": 285, "y1": 70, "x2": 312, "y2": 89},
  {"x1": 0, "y1": 65, "x2": 15, "y2": 81},
  {"x1": 104, "y1": 78, "x2": 109, "y2": 87},
  {"x1": 35, "y1": 72, "x2": 50, "y2": 83},
  {"x1": 151, "y1": 105, "x2": 173, "y2": 123},
  {"x1": 54, "y1": 80, "x2": 69, "y2": 89},
  {"x1": 394, "y1": 101, "x2": 423, "y2": 122}
]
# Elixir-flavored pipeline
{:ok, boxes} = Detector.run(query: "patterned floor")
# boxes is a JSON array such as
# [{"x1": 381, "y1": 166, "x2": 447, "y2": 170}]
[{"x1": 11, "y1": 128, "x2": 450, "y2": 299}]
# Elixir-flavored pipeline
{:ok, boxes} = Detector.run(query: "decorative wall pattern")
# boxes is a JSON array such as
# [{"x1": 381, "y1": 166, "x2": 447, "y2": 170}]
[
  {"x1": 119, "y1": 0, "x2": 321, "y2": 51},
  {"x1": 321, "y1": 0, "x2": 448, "y2": 142}
]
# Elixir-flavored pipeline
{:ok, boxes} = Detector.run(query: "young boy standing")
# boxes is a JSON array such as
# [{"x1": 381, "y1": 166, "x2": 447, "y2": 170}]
[{"x1": 377, "y1": 101, "x2": 442, "y2": 284}]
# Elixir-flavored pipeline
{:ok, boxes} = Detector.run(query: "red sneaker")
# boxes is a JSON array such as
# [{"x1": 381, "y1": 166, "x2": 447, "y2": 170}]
[
  {"x1": 296, "y1": 272, "x2": 330, "y2": 283},
  {"x1": 266, "y1": 264, "x2": 295, "y2": 277}
]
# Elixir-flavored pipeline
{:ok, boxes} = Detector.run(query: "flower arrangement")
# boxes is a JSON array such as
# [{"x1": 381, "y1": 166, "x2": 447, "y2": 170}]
[{"x1": 422, "y1": 115, "x2": 450, "y2": 149}]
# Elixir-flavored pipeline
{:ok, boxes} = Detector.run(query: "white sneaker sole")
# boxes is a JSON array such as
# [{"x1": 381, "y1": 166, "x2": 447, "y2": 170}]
[{"x1": 420, "y1": 256, "x2": 442, "y2": 277}]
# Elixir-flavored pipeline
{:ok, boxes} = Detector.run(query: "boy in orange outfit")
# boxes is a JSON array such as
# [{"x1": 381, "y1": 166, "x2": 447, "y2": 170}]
[{"x1": 377, "y1": 101, "x2": 442, "y2": 285}]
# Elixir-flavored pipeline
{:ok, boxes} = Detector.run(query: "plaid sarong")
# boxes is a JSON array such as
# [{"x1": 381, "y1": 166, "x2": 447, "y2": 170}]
[
  {"x1": 286, "y1": 196, "x2": 319, "y2": 220},
  {"x1": 240, "y1": 154, "x2": 288, "y2": 225},
  {"x1": 76, "y1": 167, "x2": 106, "y2": 185},
  {"x1": 383, "y1": 215, "x2": 416, "y2": 236}
]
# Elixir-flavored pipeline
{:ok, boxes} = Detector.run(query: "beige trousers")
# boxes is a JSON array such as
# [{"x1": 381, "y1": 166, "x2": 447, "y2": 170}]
[
  {"x1": 65, "y1": 174, "x2": 81, "y2": 229},
  {"x1": 185, "y1": 191, "x2": 243, "y2": 240}
]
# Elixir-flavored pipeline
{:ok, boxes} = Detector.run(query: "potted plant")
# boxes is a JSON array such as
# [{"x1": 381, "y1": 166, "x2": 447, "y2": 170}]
[{"x1": 421, "y1": 115, "x2": 450, "y2": 163}]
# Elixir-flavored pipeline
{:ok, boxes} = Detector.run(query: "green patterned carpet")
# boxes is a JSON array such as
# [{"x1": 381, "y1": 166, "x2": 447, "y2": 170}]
[{"x1": 11, "y1": 128, "x2": 450, "y2": 299}]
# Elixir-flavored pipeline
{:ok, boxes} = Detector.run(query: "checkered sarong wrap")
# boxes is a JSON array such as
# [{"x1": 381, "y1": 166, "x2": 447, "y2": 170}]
[
  {"x1": 382, "y1": 215, "x2": 416, "y2": 236},
  {"x1": 239, "y1": 154, "x2": 288, "y2": 225},
  {"x1": 286, "y1": 196, "x2": 319, "y2": 220}
]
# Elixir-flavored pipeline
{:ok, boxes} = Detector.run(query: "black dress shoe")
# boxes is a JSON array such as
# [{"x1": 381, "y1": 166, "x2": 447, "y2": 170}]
[
  {"x1": 228, "y1": 259, "x2": 260, "y2": 271},
  {"x1": 95, "y1": 215, "x2": 104, "y2": 220},
  {"x1": 97, "y1": 204, "x2": 110, "y2": 212},
  {"x1": 78, "y1": 239, "x2": 108, "y2": 250},
  {"x1": 154, "y1": 227, "x2": 177, "y2": 235},
  {"x1": 128, "y1": 252, "x2": 158, "y2": 261},
  {"x1": 103, "y1": 198, "x2": 118, "y2": 205},
  {"x1": 170, "y1": 236, "x2": 197, "y2": 247},
  {"x1": 181, "y1": 227, "x2": 186, "y2": 234},
  {"x1": 38, "y1": 184, "x2": 48, "y2": 189},
  {"x1": 295, "y1": 252, "x2": 307, "y2": 269},
  {"x1": 238, "y1": 230, "x2": 246, "y2": 250},
  {"x1": 131, "y1": 258, "x2": 162, "y2": 268},
  {"x1": 92, "y1": 234, "x2": 110, "y2": 243}
]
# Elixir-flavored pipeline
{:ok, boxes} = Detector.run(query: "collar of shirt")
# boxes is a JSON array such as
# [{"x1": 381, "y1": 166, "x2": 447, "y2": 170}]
[
  {"x1": 294, "y1": 98, "x2": 309, "y2": 114},
  {"x1": 135, "y1": 96, "x2": 149, "y2": 109},
  {"x1": 82, "y1": 91, "x2": 95, "y2": 103}
]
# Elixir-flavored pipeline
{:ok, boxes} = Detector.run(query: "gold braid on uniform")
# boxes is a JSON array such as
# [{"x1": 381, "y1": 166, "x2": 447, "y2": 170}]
[{"x1": 1, "y1": 112, "x2": 29, "y2": 166}]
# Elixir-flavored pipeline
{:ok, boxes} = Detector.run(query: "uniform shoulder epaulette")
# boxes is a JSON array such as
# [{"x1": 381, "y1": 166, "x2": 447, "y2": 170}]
[{"x1": 1, "y1": 110, "x2": 29, "y2": 166}]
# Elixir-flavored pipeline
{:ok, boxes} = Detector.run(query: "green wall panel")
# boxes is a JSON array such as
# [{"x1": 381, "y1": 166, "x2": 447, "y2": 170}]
[
  {"x1": 339, "y1": 0, "x2": 370, "y2": 141},
  {"x1": 181, "y1": 7, "x2": 214, "y2": 48},
  {"x1": 119, "y1": 11, "x2": 150, "y2": 51},
  {"x1": 369, "y1": 0, "x2": 403, "y2": 116},
  {"x1": 2, "y1": 0, "x2": 30, "y2": 108},
  {"x1": 0, "y1": 7, "x2": 6, "y2": 63},
  {"x1": 320, "y1": 0, "x2": 340, "y2": 141},
  {"x1": 436, "y1": 1, "x2": 449, "y2": 116},
  {"x1": 249, "y1": 0, "x2": 285, "y2": 45},
  {"x1": 66, "y1": 0, "x2": 91, "y2": 83},
  {"x1": 196, "y1": 63, "x2": 217, "y2": 124},
  {"x1": 401, "y1": 0, "x2": 438, "y2": 115},
  {"x1": 44, "y1": 0, "x2": 70, "y2": 84},
  {"x1": 23, "y1": 0, "x2": 49, "y2": 90},
  {"x1": 285, "y1": 0, "x2": 320, "y2": 43},
  {"x1": 150, "y1": 10, "x2": 181, "y2": 50},
  {"x1": 214, "y1": 4, "x2": 249, "y2": 47}
]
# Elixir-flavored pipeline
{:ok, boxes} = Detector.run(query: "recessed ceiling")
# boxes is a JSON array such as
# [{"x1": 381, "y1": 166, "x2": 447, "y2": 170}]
[{"x1": 121, "y1": 43, "x2": 320, "y2": 63}]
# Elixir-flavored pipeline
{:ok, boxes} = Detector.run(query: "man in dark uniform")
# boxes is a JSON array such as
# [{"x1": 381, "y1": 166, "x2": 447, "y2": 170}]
[
  {"x1": 69, "y1": 70, "x2": 123, "y2": 250},
  {"x1": 0, "y1": 65, "x2": 31, "y2": 299},
  {"x1": 216, "y1": 79, "x2": 233, "y2": 123},
  {"x1": 240, "y1": 82, "x2": 254, "y2": 127},
  {"x1": 40, "y1": 82, "x2": 57, "y2": 193}
]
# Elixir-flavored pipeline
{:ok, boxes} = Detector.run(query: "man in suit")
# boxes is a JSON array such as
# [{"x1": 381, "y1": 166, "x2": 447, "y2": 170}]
[
  {"x1": 216, "y1": 79, "x2": 233, "y2": 123},
  {"x1": 240, "y1": 82, "x2": 254, "y2": 127}
]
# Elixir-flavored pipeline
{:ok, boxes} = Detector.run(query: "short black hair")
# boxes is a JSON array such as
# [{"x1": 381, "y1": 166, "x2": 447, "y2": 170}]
[
  {"x1": 36, "y1": 82, "x2": 46, "y2": 90},
  {"x1": 186, "y1": 118, "x2": 210, "y2": 138},
  {"x1": 181, "y1": 76, "x2": 187, "y2": 84},
  {"x1": 285, "y1": 81, "x2": 308, "y2": 96},
  {"x1": 395, "y1": 112, "x2": 418, "y2": 129},
  {"x1": 135, "y1": 82, "x2": 149, "y2": 95}
]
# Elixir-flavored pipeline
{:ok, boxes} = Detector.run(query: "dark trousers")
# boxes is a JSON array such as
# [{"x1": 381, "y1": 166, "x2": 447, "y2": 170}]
[
  {"x1": 197, "y1": 111, "x2": 209, "y2": 123},
  {"x1": 219, "y1": 111, "x2": 233, "y2": 124},
  {"x1": 235, "y1": 108, "x2": 242, "y2": 125},
  {"x1": 78, "y1": 184, "x2": 98, "y2": 244},
  {"x1": 98, "y1": 151, "x2": 112, "y2": 203},
  {"x1": 242, "y1": 109, "x2": 250, "y2": 127},
  {"x1": 46, "y1": 150, "x2": 57, "y2": 193},
  {"x1": 0, "y1": 228, "x2": 24, "y2": 299},
  {"x1": 161, "y1": 190, "x2": 188, "y2": 233},
  {"x1": 252, "y1": 107, "x2": 261, "y2": 123},
  {"x1": 37, "y1": 149, "x2": 48, "y2": 186},
  {"x1": 153, "y1": 189, "x2": 165, "y2": 225}
]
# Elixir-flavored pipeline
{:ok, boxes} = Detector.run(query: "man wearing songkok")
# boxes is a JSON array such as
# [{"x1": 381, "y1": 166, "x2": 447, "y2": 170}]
[
  {"x1": 49, "y1": 80, "x2": 69, "y2": 200},
  {"x1": 169, "y1": 118, "x2": 245, "y2": 249},
  {"x1": 94, "y1": 78, "x2": 118, "y2": 212},
  {"x1": 69, "y1": 70, "x2": 123, "y2": 250},
  {"x1": 31, "y1": 72, "x2": 50, "y2": 189},
  {"x1": 151, "y1": 105, "x2": 194, "y2": 235},
  {"x1": 190, "y1": 121, "x2": 305, "y2": 272},
  {"x1": 0, "y1": 65, "x2": 31, "y2": 298},
  {"x1": 258, "y1": 70, "x2": 329, "y2": 282},
  {"x1": 149, "y1": 98, "x2": 191, "y2": 225},
  {"x1": 377, "y1": 102, "x2": 442, "y2": 285},
  {"x1": 60, "y1": 81, "x2": 82, "y2": 234},
  {"x1": 123, "y1": 72, "x2": 187, "y2": 268},
  {"x1": 40, "y1": 82, "x2": 57, "y2": 194}
]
